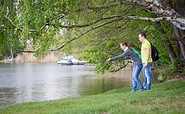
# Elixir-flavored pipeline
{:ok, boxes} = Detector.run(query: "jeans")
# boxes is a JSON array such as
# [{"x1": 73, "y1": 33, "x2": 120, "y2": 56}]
[
  {"x1": 132, "y1": 63, "x2": 143, "y2": 92},
  {"x1": 142, "y1": 62, "x2": 152, "y2": 90}
]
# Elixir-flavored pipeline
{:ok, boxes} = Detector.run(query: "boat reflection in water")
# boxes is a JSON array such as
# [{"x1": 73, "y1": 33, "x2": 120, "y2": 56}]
[{"x1": 57, "y1": 55, "x2": 87, "y2": 65}]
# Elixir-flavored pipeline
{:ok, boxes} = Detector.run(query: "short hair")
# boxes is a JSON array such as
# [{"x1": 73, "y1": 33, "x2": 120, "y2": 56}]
[
  {"x1": 139, "y1": 32, "x2": 146, "y2": 38},
  {"x1": 120, "y1": 42, "x2": 128, "y2": 46}
]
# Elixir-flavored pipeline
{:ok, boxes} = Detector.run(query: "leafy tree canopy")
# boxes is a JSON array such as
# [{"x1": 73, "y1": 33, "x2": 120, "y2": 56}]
[{"x1": 1, "y1": 0, "x2": 185, "y2": 73}]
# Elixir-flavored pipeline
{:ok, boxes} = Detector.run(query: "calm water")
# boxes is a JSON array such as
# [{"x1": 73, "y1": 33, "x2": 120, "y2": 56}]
[{"x1": 0, "y1": 63, "x2": 133, "y2": 107}]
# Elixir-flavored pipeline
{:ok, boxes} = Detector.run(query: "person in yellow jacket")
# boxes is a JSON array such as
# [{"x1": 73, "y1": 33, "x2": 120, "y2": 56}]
[{"x1": 139, "y1": 32, "x2": 153, "y2": 90}]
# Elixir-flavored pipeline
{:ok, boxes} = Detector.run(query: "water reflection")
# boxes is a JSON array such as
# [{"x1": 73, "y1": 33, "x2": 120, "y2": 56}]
[
  {"x1": 0, "y1": 63, "x2": 133, "y2": 107},
  {"x1": 79, "y1": 75, "x2": 130, "y2": 95}
]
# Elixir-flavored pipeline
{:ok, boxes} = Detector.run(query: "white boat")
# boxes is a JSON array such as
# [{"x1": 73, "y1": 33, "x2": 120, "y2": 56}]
[
  {"x1": 71, "y1": 58, "x2": 87, "y2": 65},
  {"x1": 57, "y1": 59, "x2": 73, "y2": 65},
  {"x1": 57, "y1": 55, "x2": 87, "y2": 65}
]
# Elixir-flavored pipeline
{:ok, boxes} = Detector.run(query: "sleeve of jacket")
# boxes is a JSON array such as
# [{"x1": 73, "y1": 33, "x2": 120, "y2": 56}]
[{"x1": 110, "y1": 52, "x2": 127, "y2": 61}]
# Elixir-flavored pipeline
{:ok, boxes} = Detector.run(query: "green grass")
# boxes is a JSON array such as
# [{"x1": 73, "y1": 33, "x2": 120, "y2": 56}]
[{"x1": 0, "y1": 80, "x2": 185, "y2": 114}]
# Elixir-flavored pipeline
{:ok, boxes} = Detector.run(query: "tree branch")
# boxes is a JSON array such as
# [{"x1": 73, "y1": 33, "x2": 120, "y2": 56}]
[
  {"x1": 59, "y1": 15, "x2": 123, "y2": 28},
  {"x1": 50, "y1": 14, "x2": 185, "y2": 51},
  {"x1": 60, "y1": 15, "x2": 184, "y2": 29},
  {"x1": 50, "y1": 17, "x2": 123, "y2": 51},
  {"x1": 125, "y1": 0, "x2": 185, "y2": 30},
  {"x1": 110, "y1": 61, "x2": 131, "y2": 72},
  {"x1": 4, "y1": 7, "x2": 17, "y2": 27}
]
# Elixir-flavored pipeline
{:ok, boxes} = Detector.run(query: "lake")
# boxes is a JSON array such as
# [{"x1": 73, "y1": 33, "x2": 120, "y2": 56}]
[{"x1": 0, "y1": 63, "x2": 135, "y2": 107}]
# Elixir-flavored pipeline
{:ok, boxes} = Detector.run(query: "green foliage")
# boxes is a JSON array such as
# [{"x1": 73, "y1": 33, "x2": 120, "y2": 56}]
[
  {"x1": 150, "y1": 21, "x2": 174, "y2": 65},
  {"x1": 0, "y1": 30, "x2": 3, "y2": 57},
  {"x1": 155, "y1": 59, "x2": 184, "y2": 82},
  {"x1": 1, "y1": 0, "x2": 180, "y2": 74},
  {"x1": 0, "y1": 0, "x2": 25, "y2": 59}
]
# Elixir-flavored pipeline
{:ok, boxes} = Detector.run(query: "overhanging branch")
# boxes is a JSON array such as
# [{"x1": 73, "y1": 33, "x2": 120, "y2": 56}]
[
  {"x1": 125, "y1": 0, "x2": 185, "y2": 30},
  {"x1": 59, "y1": 15, "x2": 123, "y2": 28},
  {"x1": 50, "y1": 14, "x2": 185, "y2": 51},
  {"x1": 50, "y1": 17, "x2": 123, "y2": 51},
  {"x1": 59, "y1": 14, "x2": 185, "y2": 29}
]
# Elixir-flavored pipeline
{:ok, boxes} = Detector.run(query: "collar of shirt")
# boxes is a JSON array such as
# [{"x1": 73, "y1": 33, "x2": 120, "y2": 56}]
[
  {"x1": 124, "y1": 47, "x2": 128, "y2": 52},
  {"x1": 142, "y1": 39, "x2": 146, "y2": 43}
]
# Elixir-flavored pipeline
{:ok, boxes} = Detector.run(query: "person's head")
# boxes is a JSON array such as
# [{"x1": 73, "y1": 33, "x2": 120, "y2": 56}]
[
  {"x1": 120, "y1": 42, "x2": 128, "y2": 50},
  {"x1": 139, "y1": 32, "x2": 146, "y2": 42}
]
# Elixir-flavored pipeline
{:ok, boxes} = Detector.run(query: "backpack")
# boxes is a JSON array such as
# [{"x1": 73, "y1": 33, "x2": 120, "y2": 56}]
[
  {"x1": 151, "y1": 43, "x2": 159, "y2": 61},
  {"x1": 131, "y1": 47, "x2": 142, "y2": 60}
]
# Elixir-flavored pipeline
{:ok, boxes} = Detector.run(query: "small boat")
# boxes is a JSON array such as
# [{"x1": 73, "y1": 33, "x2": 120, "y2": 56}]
[
  {"x1": 71, "y1": 58, "x2": 87, "y2": 65},
  {"x1": 57, "y1": 55, "x2": 87, "y2": 65},
  {"x1": 57, "y1": 59, "x2": 73, "y2": 65}
]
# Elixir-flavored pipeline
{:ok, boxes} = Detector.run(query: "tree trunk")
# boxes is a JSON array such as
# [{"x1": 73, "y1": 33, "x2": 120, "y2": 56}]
[
  {"x1": 171, "y1": 0, "x2": 185, "y2": 67},
  {"x1": 165, "y1": 40, "x2": 177, "y2": 61},
  {"x1": 155, "y1": 22, "x2": 177, "y2": 61},
  {"x1": 173, "y1": 26, "x2": 185, "y2": 66}
]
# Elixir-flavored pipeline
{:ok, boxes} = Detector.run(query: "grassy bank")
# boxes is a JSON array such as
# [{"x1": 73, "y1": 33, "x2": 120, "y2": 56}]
[{"x1": 0, "y1": 80, "x2": 185, "y2": 114}]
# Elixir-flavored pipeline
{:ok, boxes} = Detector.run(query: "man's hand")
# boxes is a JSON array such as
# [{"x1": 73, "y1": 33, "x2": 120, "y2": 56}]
[
  {"x1": 143, "y1": 62, "x2": 148, "y2": 67},
  {"x1": 107, "y1": 58, "x2": 111, "y2": 61}
]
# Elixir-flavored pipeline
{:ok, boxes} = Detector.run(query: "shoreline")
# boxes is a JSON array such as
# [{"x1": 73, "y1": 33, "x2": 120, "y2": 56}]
[{"x1": 0, "y1": 79, "x2": 185, "y2": 114}]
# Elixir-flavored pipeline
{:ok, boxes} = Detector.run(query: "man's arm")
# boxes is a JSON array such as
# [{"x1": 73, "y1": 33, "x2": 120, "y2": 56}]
[{"x1": 144, "y1": 48, "x2": 151, "y2": 67}]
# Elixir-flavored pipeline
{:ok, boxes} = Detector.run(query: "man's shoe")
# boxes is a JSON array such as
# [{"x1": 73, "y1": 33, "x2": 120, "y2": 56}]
[
  {"x1": 145, "y1": 87, "x2": 150, "y2": 90},
  {"x1": 139, "y1": 89, "x2": 144, "y2": 92}
]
